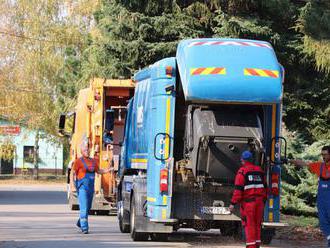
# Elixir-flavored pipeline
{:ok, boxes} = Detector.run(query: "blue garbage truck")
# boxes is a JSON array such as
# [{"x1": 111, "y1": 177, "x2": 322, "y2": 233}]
[{"x1": 117, "y1": 38, "x2": 288, "y2": 243}]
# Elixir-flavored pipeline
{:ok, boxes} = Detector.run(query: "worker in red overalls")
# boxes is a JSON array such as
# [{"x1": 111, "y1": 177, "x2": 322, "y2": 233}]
[{"x1": 229, "y1": 150, "x2": 267, "y2": 248}]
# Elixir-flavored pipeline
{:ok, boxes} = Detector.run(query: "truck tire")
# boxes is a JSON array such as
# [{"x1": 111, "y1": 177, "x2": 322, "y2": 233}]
[
  {"x1": 118, "y1": 201, "x2": 130, "y2": 233},
  {"x1": 119, "y1": 215, "x2": 130, "y2": 233},
  {"x1": 150, "y1": 233, "x2": 169, "y2": 242},
  {"x1": 130, "y1": 194, "x2": 149, "y2": 241},
  {"x1": 219, "y1": 221, "x2": 238, "y2": 236},
  {"x1": 69, "y1": 192, "x2": 79, "y2": 210},
  {"x1": 233, "y1": 223, "x2": 245, "y2": 241},
  {"x1": 261, "y1": 228, "x2": 275, "y2": 245},
  {"x1": 70, "y1": 203, "x2": 79, "y2": 211}
]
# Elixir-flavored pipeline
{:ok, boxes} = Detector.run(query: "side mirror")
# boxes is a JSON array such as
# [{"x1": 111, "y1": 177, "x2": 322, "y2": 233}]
[
  {"x1": 58, "y1": 113, "x2": 75, "y2": 137},
  {"x1": 58, "y1": 114, "x2": 66, "y2": 136}
]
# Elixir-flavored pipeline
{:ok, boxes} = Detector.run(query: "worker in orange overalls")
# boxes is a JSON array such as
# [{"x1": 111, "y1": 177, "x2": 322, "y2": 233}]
[
  {"x1": 229, "y1": 151, "x2": 267, "y2": 248},
  {"x1": 290, "y1": 145, "x2": 330, "y2": 248},
  {"x1": 70, "y1": 140, "x2": 110, "y2": 234}
]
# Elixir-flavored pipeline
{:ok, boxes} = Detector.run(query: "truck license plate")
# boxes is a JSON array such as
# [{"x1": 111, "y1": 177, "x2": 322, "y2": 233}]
[{"x1": 201, "y1": 207, "x2": 231, "y2": 215}]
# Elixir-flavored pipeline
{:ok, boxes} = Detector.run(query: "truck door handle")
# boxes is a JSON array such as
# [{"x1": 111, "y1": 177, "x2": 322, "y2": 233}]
[
  {"x1": 154, "y1": 132, "x2": 171, "y2": 161},
  {"x1": 271, "y1": 136, "x2": 287, "y2": 164}
]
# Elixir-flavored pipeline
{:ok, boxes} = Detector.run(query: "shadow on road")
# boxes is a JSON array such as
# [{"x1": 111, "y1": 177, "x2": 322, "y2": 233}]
[
  {"x1": 0, "y1": 191, "x2": 66, "y2": 205},
  {"x1": 0, "y1": 240, "x2": 186, "y2": 248}
]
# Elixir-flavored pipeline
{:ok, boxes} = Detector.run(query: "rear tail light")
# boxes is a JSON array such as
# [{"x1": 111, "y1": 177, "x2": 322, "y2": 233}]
[
  {"x1": 165, "y1": 66, "x2": 173, "y2": 78},
  {"x1": 271, "y1": 173, "x2": 279, "y2": 196},
  {"x1": 160, "y1": 169, "x2": 168, "y2": 193}
]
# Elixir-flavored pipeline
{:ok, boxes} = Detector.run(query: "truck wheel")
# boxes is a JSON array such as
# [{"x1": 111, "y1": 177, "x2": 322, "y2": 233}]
[
  {"x1": 119, "y1": 215, "x2": 130, "y2": 233},
  {"x1": 69, "y1": 192, "x2": 79, "y2": 210},
  {"x1": 261, "y1": 228, "x2": 275, "y2": 245},
  {"x1": 233, "y1": 223, "x2": 245, "y2": 241},
  {"x1": 70, "y1": 203, "x2": 79, "y2": 210},
  {"x1": 69, "y1": 199, "x2": 79, "y2": 210},
  {"x1": 118, "y1": 201, "x2": 130, "y2": 233},
  {"x1": 130, "y1": 194, "x2": 149, "y2": 241},
  {"x1": 219, "y1": 221, "x2": 238, "y2": 236},
  {"x1": 150, "y1": 233, "x2": 169, "y2": 242}
]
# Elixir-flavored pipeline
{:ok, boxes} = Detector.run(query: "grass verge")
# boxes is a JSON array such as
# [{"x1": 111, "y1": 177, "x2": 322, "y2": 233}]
[{"x1": 276, "y1": 214, "x2": 323, "y2": 241}]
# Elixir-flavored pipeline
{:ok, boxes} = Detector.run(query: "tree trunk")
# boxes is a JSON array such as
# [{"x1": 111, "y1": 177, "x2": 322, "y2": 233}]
[{"x1": 33, "y1": 130, "x2": 39, "y2": 180}]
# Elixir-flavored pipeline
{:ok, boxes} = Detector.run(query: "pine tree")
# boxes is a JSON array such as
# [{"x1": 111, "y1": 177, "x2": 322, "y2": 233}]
[{"x1": 82, "y1": 0, "x2": 214, "y2": 78}]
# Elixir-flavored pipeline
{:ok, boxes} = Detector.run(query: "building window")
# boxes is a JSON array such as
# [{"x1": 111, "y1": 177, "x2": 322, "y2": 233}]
[{"x1": 23, "y1": 146, "x2": 34, "y2": 163}]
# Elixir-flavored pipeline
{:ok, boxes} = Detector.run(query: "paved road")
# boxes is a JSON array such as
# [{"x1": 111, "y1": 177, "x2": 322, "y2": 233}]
[{"x1": 0, "y1": 184, "x2": 325, "y2": 248}]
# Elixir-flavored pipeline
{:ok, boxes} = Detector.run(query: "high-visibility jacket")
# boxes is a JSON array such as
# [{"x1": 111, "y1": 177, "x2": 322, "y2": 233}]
[{"x1": 231, "y1": 161, "x2": 267, "y2": 205}]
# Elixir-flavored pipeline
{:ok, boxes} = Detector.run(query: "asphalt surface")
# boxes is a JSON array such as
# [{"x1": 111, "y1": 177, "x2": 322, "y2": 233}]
[{"x1": 0, "y1": 183, "x2": 325, "y2": 248}]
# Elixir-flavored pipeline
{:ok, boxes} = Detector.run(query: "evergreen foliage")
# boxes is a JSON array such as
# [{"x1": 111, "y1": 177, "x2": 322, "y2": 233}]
[{"x1": 80, "y1": 0, "x2": 329, "y2": 143}]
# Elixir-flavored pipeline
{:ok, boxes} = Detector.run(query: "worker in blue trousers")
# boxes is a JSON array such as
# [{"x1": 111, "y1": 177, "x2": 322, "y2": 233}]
[
  {"x1": 290, "y1": 145, "x2": 330, "y2": 247},
  {"x1": 70, "y1": 141, "x2": 110, "y2": 234}
]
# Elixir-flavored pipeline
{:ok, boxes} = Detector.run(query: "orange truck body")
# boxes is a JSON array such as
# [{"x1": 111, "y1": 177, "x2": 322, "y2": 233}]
[{"x1": 69, "y1": 78, "x2": 134, "y2": 212}]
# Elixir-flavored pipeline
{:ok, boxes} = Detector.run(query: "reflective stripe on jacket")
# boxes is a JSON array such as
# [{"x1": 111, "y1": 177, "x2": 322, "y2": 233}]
[{"x1": 231, "y1": 161, "x2": 267, "y2": 205}]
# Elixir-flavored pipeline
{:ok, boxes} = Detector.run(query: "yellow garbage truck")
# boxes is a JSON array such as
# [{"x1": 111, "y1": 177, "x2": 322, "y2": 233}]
[{"x1": 59, "y1": 78, "x2": 134, "y2": 213}]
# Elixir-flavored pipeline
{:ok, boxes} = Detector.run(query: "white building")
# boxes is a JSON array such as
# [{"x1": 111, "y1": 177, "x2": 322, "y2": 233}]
[{"x1": 0, "y1": 119, "x2": 63, "y2": 175}]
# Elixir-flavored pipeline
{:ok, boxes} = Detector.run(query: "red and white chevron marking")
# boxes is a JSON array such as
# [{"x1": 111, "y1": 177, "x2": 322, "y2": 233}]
[{"x1": 188, "y1": 40, "x2": 272, "y2": 49}]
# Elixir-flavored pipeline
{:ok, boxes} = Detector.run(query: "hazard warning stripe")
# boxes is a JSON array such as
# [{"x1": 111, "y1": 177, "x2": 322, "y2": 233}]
[
  {"x1": 244, "y1": 68, "x2": 279, "y2": 78},
  {"x1": 190, "y1": 67, "x2": 226, "y2": 75},
  {"x1": 188, "y1": 41, "x2": 272, "y2": 49}
]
